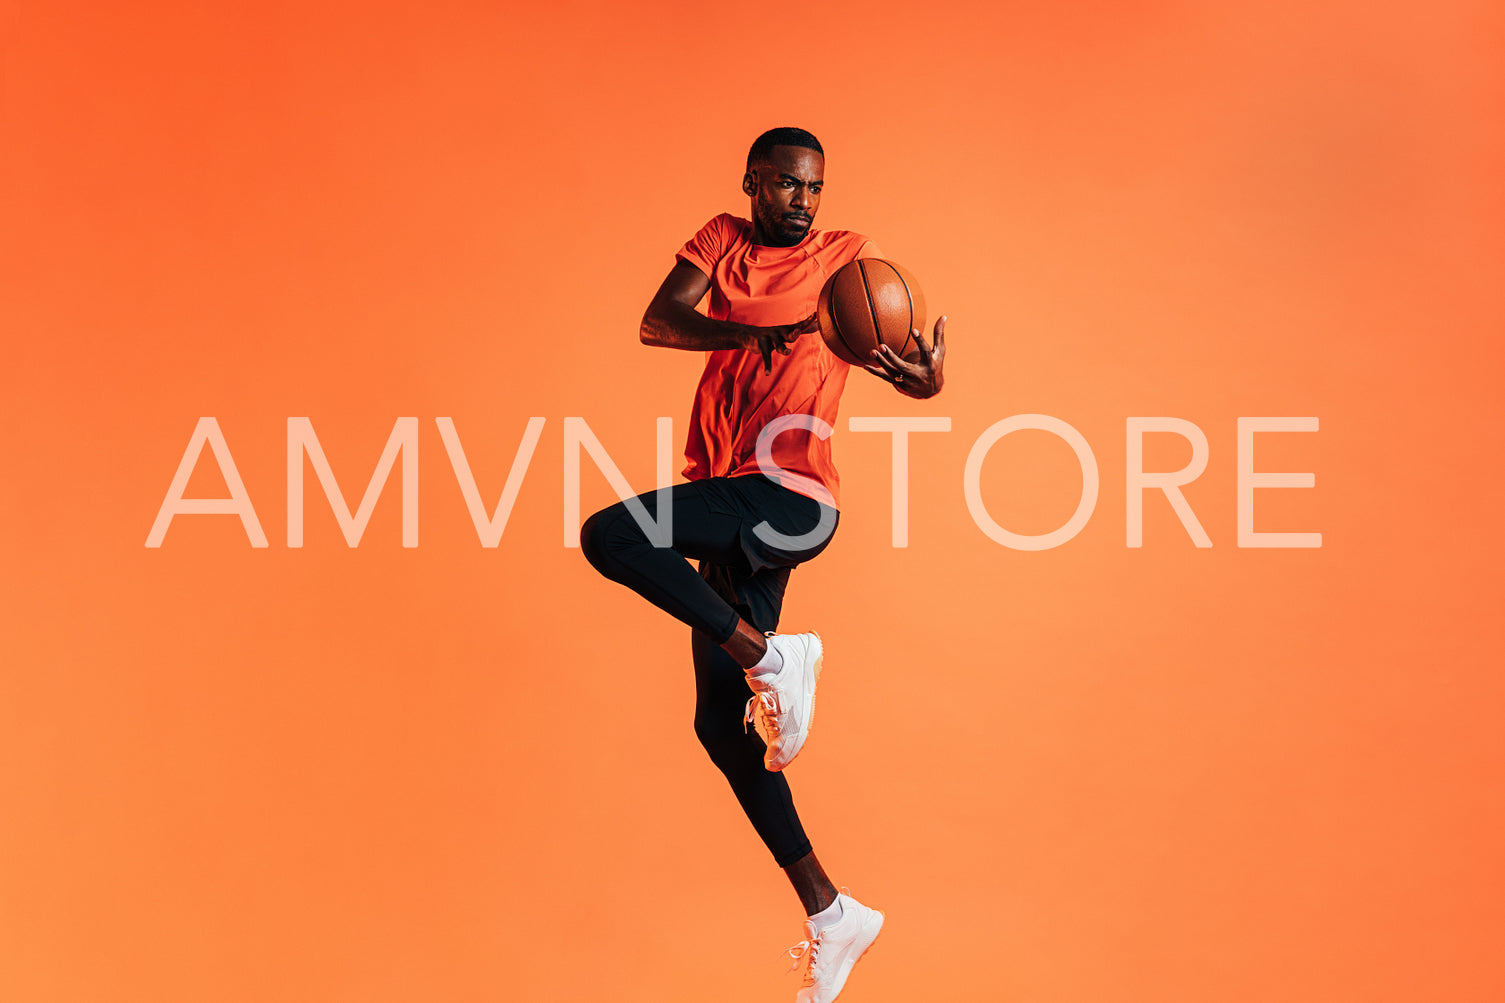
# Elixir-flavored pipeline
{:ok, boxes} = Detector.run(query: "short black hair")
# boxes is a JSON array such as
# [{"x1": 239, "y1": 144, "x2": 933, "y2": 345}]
[{"x1": 747, "y1": 127, "x2": 824, "y2": 171}]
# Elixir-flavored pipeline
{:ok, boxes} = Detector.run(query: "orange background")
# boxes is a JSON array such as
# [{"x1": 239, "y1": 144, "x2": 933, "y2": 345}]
[{"x1": 3, "y1": 1, "x2": 1503, "y2": 1000}]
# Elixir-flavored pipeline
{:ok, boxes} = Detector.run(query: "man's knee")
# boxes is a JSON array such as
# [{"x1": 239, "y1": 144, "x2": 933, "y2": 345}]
[
  {"x1": 579, "y1": 506, "x2": 619, "y2": 575},
  {"x1": 694, "y1": 711, "x2": 760, "y2": 774}
]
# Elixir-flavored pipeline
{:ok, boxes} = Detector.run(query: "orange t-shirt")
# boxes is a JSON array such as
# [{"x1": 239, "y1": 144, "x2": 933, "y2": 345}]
[{"x1": 675, "y1": 213, "x2": 881, "y2": 510}]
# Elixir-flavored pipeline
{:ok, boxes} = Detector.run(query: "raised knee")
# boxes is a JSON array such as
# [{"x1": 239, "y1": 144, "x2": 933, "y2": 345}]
[{"x1": 579, "y1": 508, "x2": 614, "y2": 573}]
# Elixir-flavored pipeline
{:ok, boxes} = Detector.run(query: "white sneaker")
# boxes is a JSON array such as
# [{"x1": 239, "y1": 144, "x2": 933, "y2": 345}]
[
  {"x1": 744, "y1": 631, "x2": 823, "y2": 771},
  {"x1": 787, "y1": 890, "x2": 884, "y2": 1003}
]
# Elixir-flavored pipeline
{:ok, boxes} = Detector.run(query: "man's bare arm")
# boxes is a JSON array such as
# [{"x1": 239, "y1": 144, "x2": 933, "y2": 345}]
[{"x1": 641, "y1": 261, "x2": 817, "y2": 373}]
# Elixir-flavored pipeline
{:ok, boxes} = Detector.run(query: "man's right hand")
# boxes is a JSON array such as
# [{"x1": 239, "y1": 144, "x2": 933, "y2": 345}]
[
  {"x1": 749, "y1": 314, "x2": 819, "y2": 374},
  {"x1": 642, "y1": 262, "x2": 820, "y2": 370}
]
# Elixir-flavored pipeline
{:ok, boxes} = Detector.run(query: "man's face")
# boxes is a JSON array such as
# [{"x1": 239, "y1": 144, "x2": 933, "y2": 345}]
[{"x1": 744, "y1": 145, "x2": 824, "y2": 247}]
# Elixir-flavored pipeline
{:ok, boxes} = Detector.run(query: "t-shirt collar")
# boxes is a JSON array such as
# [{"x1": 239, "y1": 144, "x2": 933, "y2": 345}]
[{"x1": 745, "y1": 221, "x2": 815, "y2": 260}]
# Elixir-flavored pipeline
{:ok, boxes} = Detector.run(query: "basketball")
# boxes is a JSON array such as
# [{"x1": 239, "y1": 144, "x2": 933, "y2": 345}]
[{"x1": 816, "y1": 258, "x2": 927, "y2": 367}]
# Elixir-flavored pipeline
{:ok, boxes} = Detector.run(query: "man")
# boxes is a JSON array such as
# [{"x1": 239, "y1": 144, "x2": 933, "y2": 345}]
[{"x1": 580, "y1": 126, "x2": 946, "y2": 1002}]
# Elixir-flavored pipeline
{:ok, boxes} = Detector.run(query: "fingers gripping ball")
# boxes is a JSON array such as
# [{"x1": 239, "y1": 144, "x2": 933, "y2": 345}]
[{"x1": 817, "y1": 259, "x2": 927, "y2": 367}]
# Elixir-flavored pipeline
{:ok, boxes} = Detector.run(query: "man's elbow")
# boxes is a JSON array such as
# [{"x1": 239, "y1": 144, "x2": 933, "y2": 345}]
[{"x1": 640, "y1": 305, "x2": 670, "y2": 346}]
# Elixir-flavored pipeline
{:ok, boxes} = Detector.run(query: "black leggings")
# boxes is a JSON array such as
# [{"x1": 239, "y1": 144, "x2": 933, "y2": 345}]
[{"x1": 580, "y1": 476, "x2": 838, "y2": 867}]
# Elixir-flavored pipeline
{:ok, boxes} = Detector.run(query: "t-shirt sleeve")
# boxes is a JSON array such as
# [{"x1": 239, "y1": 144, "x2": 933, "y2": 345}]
[
  {"x1": 675, "y1": 214, "x2": 732, "y2": 277},
  {"x1": 855, "y1": 237, "x2": 883, "y2": 260}
]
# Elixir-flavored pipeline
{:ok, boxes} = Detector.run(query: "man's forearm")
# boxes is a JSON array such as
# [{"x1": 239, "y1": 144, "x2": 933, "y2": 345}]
[{"x1": 640, "y1": 302, "x2": 757, "y2": 352}]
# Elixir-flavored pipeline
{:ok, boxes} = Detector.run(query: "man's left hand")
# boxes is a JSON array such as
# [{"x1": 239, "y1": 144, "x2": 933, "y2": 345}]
[{"x1": 864, "y1": 316, "x2": 947, "y2": 399}]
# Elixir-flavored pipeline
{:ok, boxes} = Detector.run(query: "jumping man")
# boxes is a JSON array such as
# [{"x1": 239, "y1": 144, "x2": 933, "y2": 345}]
[{"x1": 580, "y1": 126, "x2": 947, "y2": 1002}]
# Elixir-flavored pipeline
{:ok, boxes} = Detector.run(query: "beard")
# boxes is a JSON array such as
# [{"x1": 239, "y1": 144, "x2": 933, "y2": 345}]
[{"x1": 756, "y1": 204, "x2": 813, "y2": 247}]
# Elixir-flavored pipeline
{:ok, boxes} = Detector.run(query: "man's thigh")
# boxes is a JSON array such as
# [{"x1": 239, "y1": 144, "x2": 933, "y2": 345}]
[
  {"x1": 686, "y1": 475, "x2": 840, "y2": 575},
  {"x1": 613, "y1": 479, "x2": 757, "y2": 568}
]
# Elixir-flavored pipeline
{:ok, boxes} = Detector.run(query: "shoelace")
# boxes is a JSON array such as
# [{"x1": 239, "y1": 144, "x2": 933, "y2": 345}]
[
  {"x1": 744, "y1": 690, "x2": 782, "y2": 737},
  {"x1": 786, "y1": 933, "x2": 822, "y2": 987}
]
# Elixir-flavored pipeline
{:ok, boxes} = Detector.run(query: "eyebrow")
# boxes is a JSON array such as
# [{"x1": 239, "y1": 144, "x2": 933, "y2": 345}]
[{"x1": 777, "y1": 173, "x2": 824, "y2": 185}]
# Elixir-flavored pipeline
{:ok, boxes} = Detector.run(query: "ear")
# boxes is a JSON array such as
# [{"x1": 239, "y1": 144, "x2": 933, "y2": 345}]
[{"x1": 742, "y1": 170, "x2": 757, "y2": 197}]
